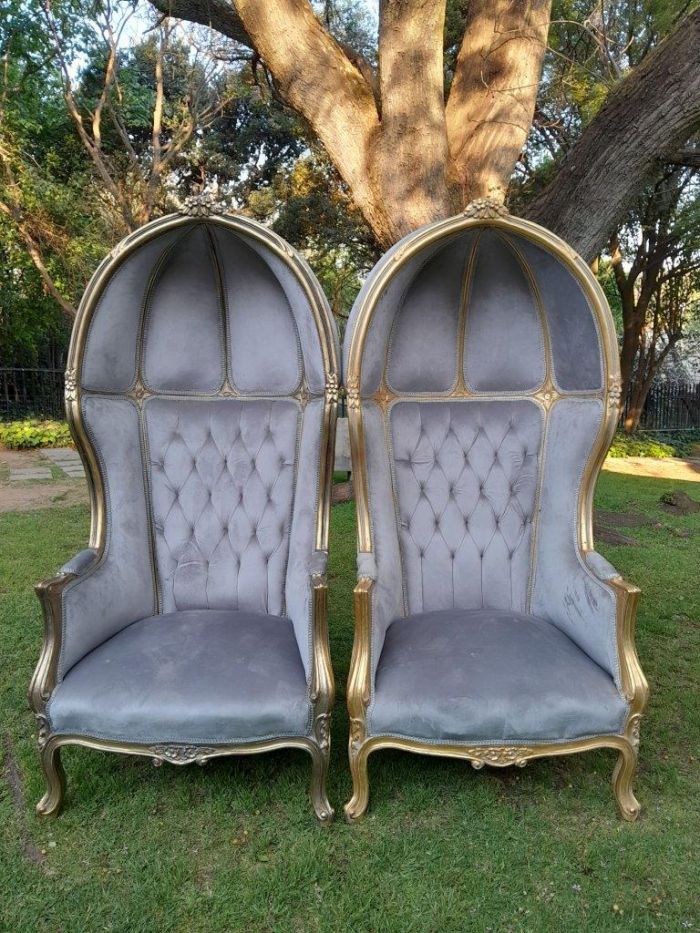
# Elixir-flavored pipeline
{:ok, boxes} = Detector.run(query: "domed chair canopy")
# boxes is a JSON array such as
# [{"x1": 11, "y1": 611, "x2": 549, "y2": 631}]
[
  {"x1": 30, "y1": 204, "x2": 339, "y2": 822},
  {"x1": 343, "y1": 204, "x2": 648, "y2": 822}
]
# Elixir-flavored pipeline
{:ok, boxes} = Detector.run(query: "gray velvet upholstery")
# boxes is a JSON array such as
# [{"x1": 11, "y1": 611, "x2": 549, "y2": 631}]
[
  {"x1": 531, "y1": 398, "x2": 620, "y2": 685},
  {"x1": 59, "y1": 396, "x2": 155, "y2": 678},
  {"x1": 145, "y1": 397, "x2": 299, "y2": 616},
  {"x1": 343, "y1": 228, "x2": 603, "y2": 397},
  {"x1": 390, "y1": 399, "x2": 542, "y2": 614},
  {"x1": 463, "y1": 231, "x2": 545, "y2": 392},
  {"x1": 51, "y1": 216, "x2": 338, "y2": 746},
  {"x1": 49, "y1": 610, "x2": 310, "y2": 743},
  {"x1": 369, "y1": 610, "x2": 628, "y2": 742},
  {"x1": 344, "y1": 216, "x2": 628, "y2": 745}
]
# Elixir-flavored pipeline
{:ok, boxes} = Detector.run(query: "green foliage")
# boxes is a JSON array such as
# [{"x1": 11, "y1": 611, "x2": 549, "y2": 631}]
[
  {"x1": 608, "y1": 429, "x2": 700, "y2": 458},
  {"x1": 0, "y1": 419, "x2": 72, "y2": 449}
]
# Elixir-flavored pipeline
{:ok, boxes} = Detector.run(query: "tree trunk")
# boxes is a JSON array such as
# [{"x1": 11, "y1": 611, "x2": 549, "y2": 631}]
[
  {"x1": 376, "y1": 0, "x2": 455, "y2": 237},
  {"x1": 150, "y1": 0, "x2": 548, "y2": 245},
  {"x1": 149, "y1": 0, "x2": 700, "y2": 258},
  {"x1": 445, "y1": 0, "x2": 552, "y2": 204}
]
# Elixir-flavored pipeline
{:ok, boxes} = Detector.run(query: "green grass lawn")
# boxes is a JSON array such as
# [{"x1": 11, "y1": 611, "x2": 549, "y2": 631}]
[{"x1": 1, "y1": 471, "x2": 699, "y2": 932}]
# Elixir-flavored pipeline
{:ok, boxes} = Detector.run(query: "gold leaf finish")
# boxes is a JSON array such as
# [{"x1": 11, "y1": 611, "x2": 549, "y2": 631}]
[
  {"x1": 462, "y1": 198, "x2": 510, "y2": 219},
  {"x1": 149, "y1": 744, "x2": 217, "y2": 765}
]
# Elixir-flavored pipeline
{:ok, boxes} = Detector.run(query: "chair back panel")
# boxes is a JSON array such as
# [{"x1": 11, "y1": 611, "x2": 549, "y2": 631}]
[
  {"x1": 145, "y1": 397, "x2": 299, "y2": 615},
  {"x1": 390, "y1": 399, "x2": 542, "y2": 614}
]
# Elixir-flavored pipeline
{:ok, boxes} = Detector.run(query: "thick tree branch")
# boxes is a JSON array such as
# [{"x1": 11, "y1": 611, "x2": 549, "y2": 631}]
[
  {"x1": 148, "y1": 0, "x2": 252, "y2": 46},
  {"x1": 377, "y1": 0, "x2": 453, "y2": 234},
  {"x1": 527, "y1": 7, "x2": 700, "y2": 262},
  {"x1": 668, "y1": 146, "x2": 700, "y2": 169},
  {"x1": 231, "y1": 0, "x2": 388, "y2": 241},
  {"x1": 0, "y1": 199, "x2": 77, "y2": 319},
  {"x1": 446, "y1": 0, "x2": 552, "y2": 204}
]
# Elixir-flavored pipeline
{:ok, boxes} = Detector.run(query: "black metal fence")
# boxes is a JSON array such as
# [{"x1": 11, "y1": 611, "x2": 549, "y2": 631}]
[
  {"x1": 2, "y1": 366, "x2": 700, "y2": 432},
  {"x1": 0, "y1": 368, "x2": 65, "y2": 420},
  {"x1": 623, "y1": 381, "x2": 700, "y2": 431}
]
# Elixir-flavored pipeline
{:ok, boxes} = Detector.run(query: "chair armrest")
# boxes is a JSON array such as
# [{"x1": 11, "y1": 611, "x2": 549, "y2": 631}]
[
  {"x1": 309, "y1": 571, "x2": 334, "y2": 725},
  {"x1": 584, "y1": 550, "x2": 621, "y2": 581},
  {"x1": 583, "y1": 554, "x2": 648, "y2": 709},
  {"x1": 59, "y1": 548, "x2": 99, "y2": 576},
  {"x1": 30, "y1": 551, "x2": 100, "y2": 713}
]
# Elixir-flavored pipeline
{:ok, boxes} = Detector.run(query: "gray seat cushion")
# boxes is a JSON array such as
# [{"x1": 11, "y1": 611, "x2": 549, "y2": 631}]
[
  {"x1": 48, "y1": 610, "x2": 311, "y2": 744},
  {"x1": 369, "y1": 610, "x2": 628, "y2": 743}
]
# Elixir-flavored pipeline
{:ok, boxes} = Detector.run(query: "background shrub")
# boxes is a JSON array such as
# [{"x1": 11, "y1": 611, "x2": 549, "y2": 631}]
[
  {"x1": 0, "y1": 419, "x2": 73, "y2": 449},
  {"x1": 608, "y1": 429, "x2": 700, "y2": 458}
]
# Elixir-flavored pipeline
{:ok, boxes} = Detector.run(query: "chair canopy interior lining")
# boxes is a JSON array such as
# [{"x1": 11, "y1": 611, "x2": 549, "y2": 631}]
[
  {"x1": 81, "y1": 218, "x2": 334, "y2": 397},
  {"x1": 348, "y1": 226, "x2": 604, "y2": 398}
]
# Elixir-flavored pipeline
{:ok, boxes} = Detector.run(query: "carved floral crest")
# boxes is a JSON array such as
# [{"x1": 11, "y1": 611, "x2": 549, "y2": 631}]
[
  {"x1": 345, "y1": 376, "x2": 361, "y2": 410},
  {"x1": 181, "y1": 193, "x2": 226, "y2": 218},
  {"x1": 149, "y1": 744, "x2": 216, "y2": 765},
  {"x1": 608, "y1": 375, "x2": 623, "y2": 406},
  {"x1": 463, "y1": 198, "x2": 510, "y2": 220},
  {"x1": 466, "y1": 746, "x2": 532, "y2": 768},
  {"x1": 325, "y1": 373, "x2": 339, "y2": 404}
]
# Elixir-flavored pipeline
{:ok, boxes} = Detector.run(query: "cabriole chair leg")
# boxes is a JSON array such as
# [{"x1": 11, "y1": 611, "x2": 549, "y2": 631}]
[
  {"x1": 309, "y1": 741, "x2": 334, "y2": 825},
  {"x1": 613, "y1": 739, "x2": 641, "y2": 822},
  {"x1": 344, "y1": 740, "x2": 370, "y2": 823},
  {"x1": 37, "y1": 738, "x2": 66, "y2": 818}
]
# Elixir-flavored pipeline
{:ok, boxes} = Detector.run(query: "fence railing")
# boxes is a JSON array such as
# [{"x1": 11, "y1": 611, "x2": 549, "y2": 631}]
[
  {"x1": 0, "y1": 368, "x2": 65, "y2": 420},
  {"x1": 625, "y1": 381, "x2": 700, "y2": 432},
  {"x1": 2, "y1": 366, "x2": 700, "y2": 432}
]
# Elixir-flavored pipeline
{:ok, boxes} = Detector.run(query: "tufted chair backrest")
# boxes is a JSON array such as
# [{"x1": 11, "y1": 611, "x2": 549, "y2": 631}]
[
  {"x1": 63, "y1": 213, "x2": 338, "y2": 677},
  {"x1": 344, "y1": 211, "x2": 619, "y2": 643}
]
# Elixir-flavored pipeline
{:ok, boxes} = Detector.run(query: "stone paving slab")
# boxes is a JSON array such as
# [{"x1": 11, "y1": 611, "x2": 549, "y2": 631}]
[
  {"x1": 9, "y1": 468, "x2": 52, "y2": 482},
  {"x1": 39, "y1": 447, "x2": 85, "y2": 478},
  {"x1": 40, "y1": 448, "x2": 81, "y2": 463}
]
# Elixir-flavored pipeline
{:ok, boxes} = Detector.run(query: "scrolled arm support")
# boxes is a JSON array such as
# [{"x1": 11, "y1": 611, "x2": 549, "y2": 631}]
[
  {"x1": 29, "y1": 546, "x2": 99, "y2": 714},
  {"x1": 347, "y1": 576, "x2": 374, "y2": 752},
  {"x1": 582, "y1": 550, "x2": 648, "y2": 727}
]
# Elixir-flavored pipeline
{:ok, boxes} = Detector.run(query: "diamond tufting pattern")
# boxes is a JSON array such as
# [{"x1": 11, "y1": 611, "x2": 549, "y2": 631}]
[
  {"x1": 145, "y1": 398, "x2": 299, "y2": 615},
  {"x1": 390, "y1": 400, "x2": 543, "y2": 614}
]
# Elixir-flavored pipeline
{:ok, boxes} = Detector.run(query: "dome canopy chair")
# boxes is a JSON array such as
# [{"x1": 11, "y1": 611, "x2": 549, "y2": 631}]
[
  {"x1": 343, "y1": 200, "x2": 648, "y2": 822},
  {"x1": 30, "y1": 197, "x2": 339, "y2": 823}
]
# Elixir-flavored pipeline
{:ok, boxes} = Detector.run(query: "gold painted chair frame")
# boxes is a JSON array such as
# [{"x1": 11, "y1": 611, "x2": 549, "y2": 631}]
[
  {"x1": 344, "y1": 202, "x2": 649, "y2": 822},
  {"x1": 29, "y1": 200, "x2": 338, "y2": 823}
]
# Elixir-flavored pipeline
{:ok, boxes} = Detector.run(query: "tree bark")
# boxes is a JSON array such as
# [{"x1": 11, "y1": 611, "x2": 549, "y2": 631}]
[
  {"x1": 527, "y1": 7, "x2": 700, "y2": 262},
  {"x1": 231, "y1": 0, "x2": 392, "y2": 241},
  {"x1": 377, "y1": 0, "x2": 454, "y2": 236},
  {"x1": 445, "y1": 0, "x2": 551, "y2": 204},
  {"x1": 150, "y1": 0, "x2": 550, "y2": 245}
]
